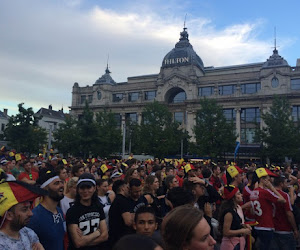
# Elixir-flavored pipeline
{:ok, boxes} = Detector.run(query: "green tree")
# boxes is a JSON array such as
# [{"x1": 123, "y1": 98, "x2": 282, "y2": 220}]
[
  {"x1": 94, "y1": 110, "x2": 122, "y2": 157},
  {"x1": 4, "y1": 103, "x2": 47, "y2": 154},
  {"x1": 134, "y1": 101, "x2": 189, "y2": 158},
  {"x1": 193, "y1": 98, "x2": 237, "y2": 159},
  {"x1": 77, "y1": 102, "x2": 98, "y2": 158},
  {"x1": 53, "y1": 116, "x2": 80, "y2": 157},
  {"x1": 257, "y1": 96, "x2": 300, "y2": 163}
]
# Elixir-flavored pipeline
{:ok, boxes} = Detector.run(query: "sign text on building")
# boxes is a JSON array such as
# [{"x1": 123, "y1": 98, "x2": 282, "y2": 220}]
[{"x1": 164, "y1": 57, "x2": 189, "y2": 65}]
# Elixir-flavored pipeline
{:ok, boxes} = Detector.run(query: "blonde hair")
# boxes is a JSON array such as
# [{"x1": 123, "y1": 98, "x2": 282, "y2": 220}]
[{"x1": 66, "y1": 177, "x2": 78, "y2": 193}]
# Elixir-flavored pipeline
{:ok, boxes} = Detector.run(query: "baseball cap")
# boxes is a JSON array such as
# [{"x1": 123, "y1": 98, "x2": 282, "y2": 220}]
[
  {"x1": 255, "y1": 167, "x2": 278, "y2": 178},
  {"x1": 0, "y1": 159, "x2": 8, "y2": 165},
  {"x1": 226, "y1": 166, "x2": 244, "y2": 178},
  {"x1": 184, "y1": 163, "x2": 196, "y2": 173},
  {"x1": 111, "y1": 171, "x2": 123, "y2": 179}
]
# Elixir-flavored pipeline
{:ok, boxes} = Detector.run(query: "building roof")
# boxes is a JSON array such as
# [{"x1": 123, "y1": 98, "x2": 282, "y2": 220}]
[
  {"x1": 161, "y1": 27, "x2": 205, "y2": 71},
  {"x1": 94, "y1": 65, "x2": 116, "y2": 85},
  {"x1": 35, "y1": 106, "x2": 65, "y2": 121},
  {"x1": 0, "y1": 110, "x2": 9, "y2": 119},
  {"x1": 262, "y1": 48, "x2": 289, "y2": 68}
]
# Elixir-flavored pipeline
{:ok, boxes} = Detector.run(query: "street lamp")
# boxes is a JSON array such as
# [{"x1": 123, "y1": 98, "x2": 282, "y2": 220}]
[{"x1": 44, "y1": 120, "x2": 57, "y2": 157}]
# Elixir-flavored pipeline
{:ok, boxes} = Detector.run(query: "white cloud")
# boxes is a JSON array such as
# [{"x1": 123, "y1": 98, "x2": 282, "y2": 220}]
[{"x1": 0, "y1": 0, "x2": 294, "y2": 115}]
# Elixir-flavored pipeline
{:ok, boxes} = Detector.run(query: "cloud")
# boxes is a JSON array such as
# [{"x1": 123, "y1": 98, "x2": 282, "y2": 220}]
[{"x1": 0, "y1": 0, "x2": 292, "y2": 115}]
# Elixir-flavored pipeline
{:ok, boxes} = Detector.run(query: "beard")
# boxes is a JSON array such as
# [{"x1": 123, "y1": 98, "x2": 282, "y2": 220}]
[
  {"x1": 10, "y1": 215, "x2": 28, "y2": 231},
  {"x1": 48, "y1": 188, "x2": 64, "y2": 202}
]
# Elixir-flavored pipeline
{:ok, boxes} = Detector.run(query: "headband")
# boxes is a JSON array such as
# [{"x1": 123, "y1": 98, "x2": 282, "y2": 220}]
[
  {"x1": 40, "y1": 176, "x2": 60, "y2": 188},
  {"x1": 77, "y1": 178, "x2": 96, "y2": 186}
]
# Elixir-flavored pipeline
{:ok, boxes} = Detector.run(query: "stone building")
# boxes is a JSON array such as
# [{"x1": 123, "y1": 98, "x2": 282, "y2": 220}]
[
  {"x1": 0, "y1": 109, "x2": 9, "y2": 136},
  {"x1": 35, "y1": 105, "x2": 66, "y2": 153},
  {"x1": 70, "y1": 28, "x2": 300, "y2": 157}
]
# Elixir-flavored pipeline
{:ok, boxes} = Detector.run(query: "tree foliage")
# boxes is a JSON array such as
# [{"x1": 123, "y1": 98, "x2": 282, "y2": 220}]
[
  {"x1": 76, "y1": 102, "x2": 99, "y2": 158},
  {"x1": 4, "y1": 103, "x2": 47, "y2": 154},
  {"x1": 257, "y1": 96, "x2": 300, "y2": 163},
  {"x1": 132, "y1": 101, "x2": 189, "y2": 158},
  {"x1": 193, "y1": 98, "x2": 237, "y2": 159},
  {"x1": 53, "y1": 116, "x2": 80, "y2": 157},
  {"x1": 94, "y1": 110, "x2": 122, "y2": 157},
  {"x1": 53, "y1": 104, "x2": 122, "y2": 158}
]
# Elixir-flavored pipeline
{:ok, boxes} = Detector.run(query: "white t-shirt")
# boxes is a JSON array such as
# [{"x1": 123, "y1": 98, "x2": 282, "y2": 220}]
[
  {"x1": 60, "y1": 196, "x2": 75, "y2": 216},
  {"x1": 98, "y1": 194, "x2": 111, "y2": 227}
]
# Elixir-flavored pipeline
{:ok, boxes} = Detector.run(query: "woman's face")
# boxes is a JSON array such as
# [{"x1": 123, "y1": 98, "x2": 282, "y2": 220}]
[
  {"x1": 91, "y1": 165, "x2": 96, "y2": 173},
  {"x1": 183, "y1": 218, "x2": 216, "y2": 250},
  {"x1": 99, "y1": 181, "x2": 109, "y2": 194},
  {"x1": 132, "y1": 170, "x2": 139, "y2": 179},
  {"x1": 234, "y1": 190, "x2": 243, "y2": 204},
  {"x1": 170, "y1": 178, "x2": 179, "y2": 188},
  {"x1": 151, "y1": 178, "x2": 160, "y2": 191},
  {"x1": 78, "y1": 185, "x2": 96, "y2": 201}
]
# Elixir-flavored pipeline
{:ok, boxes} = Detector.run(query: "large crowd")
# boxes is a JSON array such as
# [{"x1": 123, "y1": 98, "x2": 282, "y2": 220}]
[{"x1": 1, "y1": 148, "x2": 300, "y2": 250}]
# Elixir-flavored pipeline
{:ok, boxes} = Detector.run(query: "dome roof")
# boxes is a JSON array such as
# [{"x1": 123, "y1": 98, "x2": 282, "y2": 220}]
[
  {"x1": 161, "y1": 28, "x2": 204, "y2": 71},
  {"x1": 94, "y1": 66, "x2": 116, "y2": 85},
  {"x1": 262, "y1": 48, "x2": 289, "y2": 69}
]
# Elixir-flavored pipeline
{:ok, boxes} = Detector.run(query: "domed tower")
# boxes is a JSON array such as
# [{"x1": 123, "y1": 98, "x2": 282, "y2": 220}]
[
  {"x1": 157, "y1": 27, "x2": 204, "y2": 104},
  {"x1": 161, "y1": 27, "x2": 205, "y2": 73},
  {"x1": 94, "y1": 65, "x2": 116, "y2": 85}
]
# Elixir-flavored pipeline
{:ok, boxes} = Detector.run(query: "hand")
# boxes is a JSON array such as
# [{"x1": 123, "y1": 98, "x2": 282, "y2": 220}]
[
  {"x1": 262, "y1": 178, "x2": 272, "y2": 189},
  {"x1": 204, "y1": 202, "x2": 213, "y2": 218},
  {"x1": 288, "y1": 185, "x2": 295, "y2": 193},
  {"x1": 242, "y1": 228, "x2": 252, "y2": 235},
  {"x1": 293, "y1": 230, "x2": 299, "y2": 239},
  {"x1": 189, "y1": 176, "x2": 205, "y2": 185},
  {"x1": 243, "y1": 224, "x2": 252, "y2": 230},
  {"x1": 32, "y1": 242, "x2": 45, "y2": 250}
]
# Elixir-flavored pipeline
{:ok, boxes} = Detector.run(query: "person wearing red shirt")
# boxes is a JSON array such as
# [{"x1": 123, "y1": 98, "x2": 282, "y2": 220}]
[
  {"x1": 273, "y1": 175, "x2": 298, "y2": 250},
  {"x1": 175, "y1": 166, "x2": 184, "y2": 187},
  {"x1": 242, "y1": 171, "x2": 256, "y2": 222},
  {"x1": 250, "y1": 168, "x2": 286, "y2": 250},
  {"x1": 226, "y1": 165, "x2": 243, "y2": 188},
  {"x1": 210, "y1": 165, "x2": 222, "y2": 191},
  {"x1": 18, "y1": 160, "x2": 39, "y2": 185}
]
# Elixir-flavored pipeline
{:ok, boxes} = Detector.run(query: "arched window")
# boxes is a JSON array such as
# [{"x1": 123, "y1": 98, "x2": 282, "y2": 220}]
[{"x1": 166, "y1": 87, "x2": 186, "y2": 103}]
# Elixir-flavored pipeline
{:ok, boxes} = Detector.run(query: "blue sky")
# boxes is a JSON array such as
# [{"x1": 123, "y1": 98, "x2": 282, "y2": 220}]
[{"x1": 1, "y1": 0, "x2": 300, "y2": 116}]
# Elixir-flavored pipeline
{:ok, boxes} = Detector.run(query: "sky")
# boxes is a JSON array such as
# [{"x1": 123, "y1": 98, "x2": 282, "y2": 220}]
[{"x1": 1, "y1": 0, "x2": 300, "y2": 116}]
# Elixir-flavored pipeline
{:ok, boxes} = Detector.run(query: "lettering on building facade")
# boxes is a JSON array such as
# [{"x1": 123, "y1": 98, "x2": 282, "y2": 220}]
[{"x1": 164, "y1": 57, "x2": 189, "y2": 65}]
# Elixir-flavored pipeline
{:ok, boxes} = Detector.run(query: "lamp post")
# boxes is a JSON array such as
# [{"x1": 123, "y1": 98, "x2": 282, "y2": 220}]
[
  {"x1": 122, "y1": 117, "x2": 126, "y2": 159},
  {"x1": 44, "y1": 121, "x2": 57, "y2": 157}
]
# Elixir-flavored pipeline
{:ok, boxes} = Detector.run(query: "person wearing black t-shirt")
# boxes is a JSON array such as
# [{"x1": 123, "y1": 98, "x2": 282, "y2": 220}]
[
  {"x1": 108, "y1": 180, "x2": 133, "y2": 247},
  {"x1": 128, "y1": 178, "x2": 148, "y2": 213},
  {"x1": 66, "y1": 173, "x2": 108, "y2": 250}
]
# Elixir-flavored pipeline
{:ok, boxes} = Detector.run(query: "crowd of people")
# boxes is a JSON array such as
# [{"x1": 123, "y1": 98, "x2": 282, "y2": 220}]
[{"x1": 1, "y1": 148, "x2": 300, "y2": 250}]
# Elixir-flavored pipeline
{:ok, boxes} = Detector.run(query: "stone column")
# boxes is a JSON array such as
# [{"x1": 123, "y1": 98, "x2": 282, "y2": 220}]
[
  {"x1": 138, "y1": 112, "x2": 142, "y2": 125},
  {"x1": 186, "y1": 110, "x2": 196, "y2": 142},
  {"x1": 259, "y1": 107, "x2": 265, "y2": 130},
  {"x1": 235, "y1": 108, "x2": 241, "y2": 142}
]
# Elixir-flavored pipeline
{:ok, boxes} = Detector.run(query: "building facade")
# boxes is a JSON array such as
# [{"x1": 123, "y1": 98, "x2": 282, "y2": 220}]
[
  {"x1": 0, "y1": 109, "x2": 9, "y2": 136},
  {"x1": 70, "y1": 28, "x2": 300, "y2": 157},
  {"x1": 35, "y1": 105, "x2": 66, "y2": 153}
]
